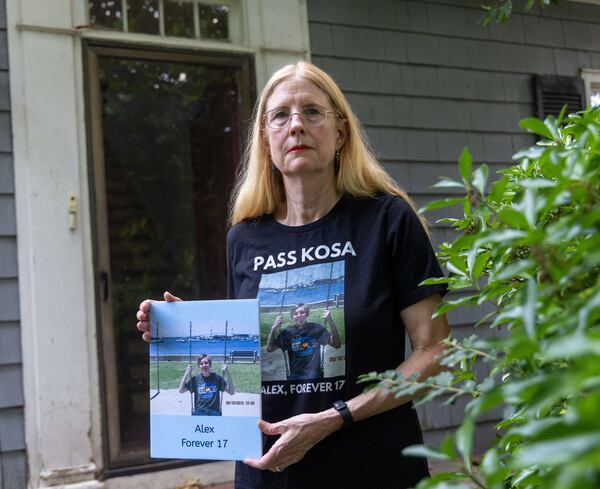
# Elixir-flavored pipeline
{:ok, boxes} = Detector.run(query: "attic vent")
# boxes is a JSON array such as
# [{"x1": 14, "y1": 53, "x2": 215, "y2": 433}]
[{"x1": 535, "y1": 75, "x2": 585, "y2": 118}]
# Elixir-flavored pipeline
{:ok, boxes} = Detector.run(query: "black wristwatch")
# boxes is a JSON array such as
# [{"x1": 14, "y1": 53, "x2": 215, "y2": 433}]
[{"x1": 331, "y1": 400, "x2": 353, "y2": 428}]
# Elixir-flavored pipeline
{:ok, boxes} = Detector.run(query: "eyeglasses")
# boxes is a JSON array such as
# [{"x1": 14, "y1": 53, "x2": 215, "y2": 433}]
[{"x1": 264, "y1": 106, "x2": 338, "y2": 129}]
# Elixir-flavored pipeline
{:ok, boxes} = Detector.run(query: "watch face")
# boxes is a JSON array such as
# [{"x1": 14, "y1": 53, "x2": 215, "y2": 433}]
[{"x1": 333, "y1": 400, "x2": 345, "y2": 410}]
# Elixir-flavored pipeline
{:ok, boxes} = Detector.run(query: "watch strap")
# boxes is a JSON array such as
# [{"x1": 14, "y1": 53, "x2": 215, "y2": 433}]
[{"x1": 331, "y1": 400, "x2": 353, "y2": 428}]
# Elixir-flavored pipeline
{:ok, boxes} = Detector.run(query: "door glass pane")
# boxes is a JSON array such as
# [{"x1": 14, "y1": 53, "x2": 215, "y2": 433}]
[{"x1": 96, "y1": 53, "x2": 247, "y2": 463}]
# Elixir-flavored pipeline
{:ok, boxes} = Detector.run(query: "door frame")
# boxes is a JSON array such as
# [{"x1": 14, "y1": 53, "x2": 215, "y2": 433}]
[{"x1": 84, "y1": 41, "x2": 254, "y2": 474}]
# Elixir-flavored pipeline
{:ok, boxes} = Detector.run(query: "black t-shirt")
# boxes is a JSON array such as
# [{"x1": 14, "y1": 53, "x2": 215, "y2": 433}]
[
  {"x1": 227, "y1": 194, "x2": 447, "y2": 489},
  {"x1": 274, "y1": 322, "x2": 330, "y2": 380},
  {"x1": 185, "y1": 372, "x2": 227, "y2": 412}
]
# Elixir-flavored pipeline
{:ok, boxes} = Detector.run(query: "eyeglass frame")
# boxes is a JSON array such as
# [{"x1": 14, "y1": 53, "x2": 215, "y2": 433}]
[{"x1": 263, "y1": 105, "x2": 342, "y2": 129}]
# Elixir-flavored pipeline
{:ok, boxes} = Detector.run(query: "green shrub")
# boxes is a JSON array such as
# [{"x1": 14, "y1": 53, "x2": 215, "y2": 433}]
[{"x1": 361, "y1": 107, "x2": 600, "y2": 488}]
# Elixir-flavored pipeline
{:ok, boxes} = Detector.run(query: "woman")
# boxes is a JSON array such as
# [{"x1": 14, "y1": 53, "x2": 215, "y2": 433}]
[
  {"x1": 179, "y1": 354, "x2": 235, "y2": 416},
  {"x1": 266, "y1": 303, "x2": 341, "y2": 381},
  {"x1": 137, "y1": 61, "x2": 449, "y2": 488}
]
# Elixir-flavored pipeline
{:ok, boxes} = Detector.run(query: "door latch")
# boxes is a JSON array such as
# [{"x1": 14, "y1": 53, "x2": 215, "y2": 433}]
[{"x1": 67, "y1": 192, "x2": 77, "y2": 230}]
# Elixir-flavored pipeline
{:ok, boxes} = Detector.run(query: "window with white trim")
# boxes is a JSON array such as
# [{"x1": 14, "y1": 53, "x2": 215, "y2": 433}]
[{"x1": 89, "y1": 0, "x2": 234, "y2": 41}]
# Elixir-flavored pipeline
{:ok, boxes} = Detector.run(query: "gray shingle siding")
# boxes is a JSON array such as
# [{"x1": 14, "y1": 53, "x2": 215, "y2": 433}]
[
  {"x1": 0, "y1": 113, "x2": 11, "y2": 153},
  {"x1": 0, "y1": 323, "x2": 20, "y2": 366},
  {"x1": 0, "y1": 452, "x2": 26, "y2": 489},
  {"x1": 309, "y1": 0, "x2": 599, "y2": 212},
  {"x1": 308, "y1": 0, "x2": 600, "y2": 452},
  {"x1": 0, "y1": 155, "x2": 13, "y2": 194},
  {"x1": 0, "y1": 0, "x2": 26, "y2": 487}
]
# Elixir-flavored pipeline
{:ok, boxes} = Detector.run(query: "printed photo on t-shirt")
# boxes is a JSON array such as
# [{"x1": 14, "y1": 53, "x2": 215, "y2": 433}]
[{"x1": 258, "y1": 260, "x2": 346, "y2": 382}]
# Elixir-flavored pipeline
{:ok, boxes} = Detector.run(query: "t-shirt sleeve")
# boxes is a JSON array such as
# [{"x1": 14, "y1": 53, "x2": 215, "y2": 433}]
[{"x1": 386, "y1": 196, "x2": 448, "y2": 311}]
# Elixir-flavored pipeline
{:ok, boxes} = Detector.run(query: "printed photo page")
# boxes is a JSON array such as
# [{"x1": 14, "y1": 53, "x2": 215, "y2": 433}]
[{"x1": 149, "y1": 298, "x2": 262, "y2": 461}]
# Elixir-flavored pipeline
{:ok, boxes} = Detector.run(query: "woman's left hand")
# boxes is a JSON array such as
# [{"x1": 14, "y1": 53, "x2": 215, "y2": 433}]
[
  {"x1": 243, "y1": 412, "x2": 340, "y2": 472},
  {"x1": 322, "y1": 309, "x2": 332, "y2": 323}
]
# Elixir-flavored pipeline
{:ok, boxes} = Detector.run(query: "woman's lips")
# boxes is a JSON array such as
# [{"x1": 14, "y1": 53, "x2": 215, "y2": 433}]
[{"x1": 287, "y1": 145, "x2": 311, "y2": 153}]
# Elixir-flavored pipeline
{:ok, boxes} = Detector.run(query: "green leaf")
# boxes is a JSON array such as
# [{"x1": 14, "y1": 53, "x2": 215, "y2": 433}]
[
  {"x1": 402, "y1": 444, "x2": 452, "y2": 461},
  {"x1": 543, "y1": 115, "x2": 560, "y2": 140},
  {"x1": 432, "y1": 179, "x2": 466, "y2": 189},
  {"x1": 498, "y1": 208, "x2": 530, "y2": 229},
  {"x1": 519, "y1": 117, "x2": 553, "y2": 139},
  {"x1": 467, "y1": 387, "x2": 504, "y2": 415},
  {"x1": 480, "y1": 448, "x2": 502, "y2": 482},
  {"x1": 471, "y1": 251, "x2": 491, "y2": 282},
  {"x1": 446, "y1": 261, "x2": 467, "y2": 278},
  {"x1": 455, "y1": 415, "x2": 475, "y2": 473},
  {"x1": 544, "y1": 331, "x2": 600, "y2": 359},
  {"x1": 523, "y1": 277, "x2": 537, "y2": 342},
  {"x1": 523, "y1": 187, "x2": 536, "y2": 227},
  {"x1": 576, "y1": 287, "x2": 600, "y2": 331},
  {"x1": 466, "y1": 247, "x2": 478, "y2": 281},
  {"x1": 433, "y1": 295, "x2": 479, "y2": 317},
  {"x1": 440, "y1": 433, "x2": 457, "y2": 460},
  {"x1": 458, "y1": 147, "x2": 472, "y2": 183},
  {"x1": 519, "y1": 178, "x2": 556, "y2": 189},
  {"x1": 472, "y1": 164, "x2": 489, "y2": 196},
  {"x1": 502, "y1": 417, "x2": 563, "y2": 444},
  {"x1": 463, "y1": 196, "x2": 471, "y2": 217},
  {"x1": 511, "y1": 467, "x2": 539, "y2": 486},
  {"x1": 512, "y1": 432, "x2": 600, "y2": 468},
  {"x1": 420, "y1": 276, "x2": 451, "y2": 286},
  {"x1": 420, "y1": 198, "x2": 465, "y2": 212},
  {"x1": 489, "y1": 175, "x2": 508, "y2": 203},
  {"x1": 476, "y1": 229, "x2": 527, "y2": 246},
  {"x1": 495, "y1": 259, "x2": 535, "y2": 281},
  {"x1": 449, "y1": 254, "x2": 467, "y2": 274}
]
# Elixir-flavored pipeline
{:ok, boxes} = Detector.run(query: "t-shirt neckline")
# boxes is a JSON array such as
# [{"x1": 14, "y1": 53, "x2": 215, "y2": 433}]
[{"x1": 266, "y1": 194, "x2": 348, "y2": 233}]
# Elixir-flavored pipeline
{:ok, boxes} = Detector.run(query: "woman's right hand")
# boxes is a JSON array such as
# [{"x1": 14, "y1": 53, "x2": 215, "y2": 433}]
[
  {"x1": 272, "y1": 315, "x2": 283, "y2": 329},
  {"x1": 136, "y1": 291, "x2": 181, "y2": 342}
]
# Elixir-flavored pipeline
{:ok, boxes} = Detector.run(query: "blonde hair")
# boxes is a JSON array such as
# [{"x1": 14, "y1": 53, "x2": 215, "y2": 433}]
[{"x1": 229, "y1": 61, "x2": 426, "y2": 230}]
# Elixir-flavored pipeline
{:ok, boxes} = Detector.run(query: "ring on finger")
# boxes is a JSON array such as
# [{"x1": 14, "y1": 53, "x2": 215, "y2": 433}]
[{"x1": 275, "y1": 466, "x2": 282, "y2": 472}]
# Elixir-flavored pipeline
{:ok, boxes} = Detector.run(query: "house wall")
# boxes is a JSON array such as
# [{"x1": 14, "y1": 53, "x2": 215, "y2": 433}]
[
  {"x1": 307, "y1": 0, "x2": 600, "y2": 452},
  {"x1": 0, "y1": 0, "x2": 26, "y2": 486}
]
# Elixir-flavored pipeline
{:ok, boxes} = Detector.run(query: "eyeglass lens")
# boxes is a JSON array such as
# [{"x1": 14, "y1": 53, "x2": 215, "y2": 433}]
[{"x1": 266, "y1": 107, "x2": 328, "y2": 128}]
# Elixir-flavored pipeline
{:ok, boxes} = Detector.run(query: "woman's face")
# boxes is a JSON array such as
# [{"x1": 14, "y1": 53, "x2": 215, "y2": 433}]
[
  {"x1": 263, "y1": 77, "x2": 346, "y2": 180},
  {"x1": 199, "y1": 358, "x2": 211, "y2": 375},
  {"x1": 292, "y1": 306, "x2": 309, "y2": 325}
]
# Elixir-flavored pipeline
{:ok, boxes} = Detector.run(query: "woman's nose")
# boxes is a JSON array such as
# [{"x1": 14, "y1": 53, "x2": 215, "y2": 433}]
[{"x1": 289, "y1": 112, "x2": 306, "y2": 133}]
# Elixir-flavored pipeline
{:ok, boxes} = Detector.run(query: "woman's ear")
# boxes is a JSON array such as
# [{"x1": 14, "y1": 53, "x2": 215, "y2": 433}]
[{"x1": 336, "y1": 118, "x2": 348, "y2": 150}]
